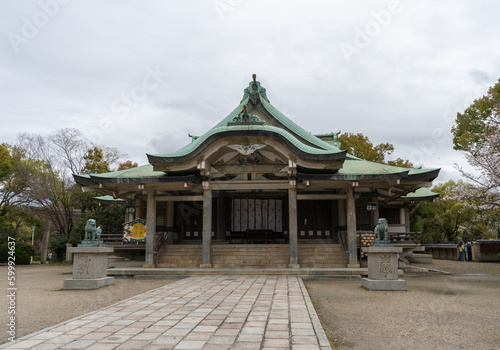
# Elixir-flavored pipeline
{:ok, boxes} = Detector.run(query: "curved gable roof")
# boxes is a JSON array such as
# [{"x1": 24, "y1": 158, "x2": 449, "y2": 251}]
[{"x1": 148, "y1": 78, "x2": 347, "y2": 165}]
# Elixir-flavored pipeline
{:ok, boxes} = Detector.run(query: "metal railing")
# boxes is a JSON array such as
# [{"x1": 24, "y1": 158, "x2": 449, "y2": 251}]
[{"x1": 154, "y1": 232, "x2": 168, "y2": 266}]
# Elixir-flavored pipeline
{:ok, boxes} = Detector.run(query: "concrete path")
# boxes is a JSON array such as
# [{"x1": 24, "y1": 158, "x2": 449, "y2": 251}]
[{"x1": 1, "y1": 276, "x2": 331, "y2": 350}]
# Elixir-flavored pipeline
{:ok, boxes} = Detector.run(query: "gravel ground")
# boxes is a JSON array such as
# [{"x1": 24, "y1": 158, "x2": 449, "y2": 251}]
[
  {"x1": 1, "y1": 259, "x2": 499, "y2": 349},
  {"x1": 305, "y1": 260, "x2": 500, "y2": 350},
  {"x1": 0, "y1": 260, "x2": 177, "y2": 344}
]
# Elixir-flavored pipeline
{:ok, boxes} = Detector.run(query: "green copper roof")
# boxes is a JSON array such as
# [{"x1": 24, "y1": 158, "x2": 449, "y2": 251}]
[
  {"x1": 74, "y1": 164, "x2": 201, "y2": 184},
  {"x1": 340, "y1": 159, "x2": 439, "y2": 176},
  {"x1": 299, "y1": 158, "x2": 440, "y2": 181},
  {"x1": 94, "y1": 195, "x2": 127, "y2": 204},
  {"x1": 148, "y1": 78, "x2": 347, "y2": 163},
  {"x1": 89, "y1": 164, "x2": 164, "y2": 180},
  {"x1": 74, "y1": 76, "x2": 440, "y2": 188},
  {"x1": 149, "y1": 125, "x2": 345, "y2": 159},
  {"x1": 398, "y1": 187, "x2": 440, "y2": 201},
  {"x1": 259, "y1": 97, "x2": 344, "y2": 153}
]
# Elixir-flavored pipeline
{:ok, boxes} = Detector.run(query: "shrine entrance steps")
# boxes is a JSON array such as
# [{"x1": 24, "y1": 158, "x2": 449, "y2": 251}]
[{"x1": 156, "y1": 243, "x2": 348, "y2": 269}]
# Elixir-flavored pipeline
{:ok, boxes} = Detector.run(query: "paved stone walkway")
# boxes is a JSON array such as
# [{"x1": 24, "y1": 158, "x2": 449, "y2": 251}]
[{"x1": 2, "y1": 276, "x2": 331, "y2": 350}]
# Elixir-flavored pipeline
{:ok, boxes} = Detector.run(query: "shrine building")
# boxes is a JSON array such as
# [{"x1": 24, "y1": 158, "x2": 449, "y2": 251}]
[{"x1": 74, "y1": 75, "x2": 439, "y2": 269}]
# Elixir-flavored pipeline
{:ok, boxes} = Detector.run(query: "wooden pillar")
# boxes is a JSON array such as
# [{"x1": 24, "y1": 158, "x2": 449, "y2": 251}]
[
  {"x1": 216, "y1": 195, "x2": 225, "y2": 240},
  {"x1": 346, "y1": 185, "x2": 359, "y2": 268},
  {"x1": 372, "y1": 196, "x2": 379, "y2": 227},
  {"x1": 201, "y1": 182, "x2": 212, "y2": 268},
  {"x1": 404, "y1": 206, "x2": 411, "y2": 232},
  {"x1": 288, "y1": 181, "x2": 300, "y2": 268},
  {"x1": 143, "y1": 189, "x2": 156, "y2": 268},
  {"x1": 135, "y1": 194, "x2": 143, "y2": 220}
]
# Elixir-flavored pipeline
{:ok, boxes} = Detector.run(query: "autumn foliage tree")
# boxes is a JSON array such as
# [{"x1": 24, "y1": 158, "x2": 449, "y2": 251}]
[
  {"x1": 117, "y1": 160, "x2": 138, "y2": 171},
  {"x1": 338, "y1": 132, "x2": 413, "y2": 168}
]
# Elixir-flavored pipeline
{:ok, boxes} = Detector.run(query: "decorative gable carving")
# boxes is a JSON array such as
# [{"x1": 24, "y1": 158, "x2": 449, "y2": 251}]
[
  {"x1": 240, "y1": 74, "x2": 270, "y2": 104},
  {"x1": 227, "y1": 105, "x2": 265, "y2": 126}
]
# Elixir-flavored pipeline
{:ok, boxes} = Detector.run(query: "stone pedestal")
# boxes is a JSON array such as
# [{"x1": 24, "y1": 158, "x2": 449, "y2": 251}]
[
  {"x1": 64, "y1": 247, "x2": 115, "y2": 290},
  {"x1": 362, "y1": 246, "x2": 407, "y2": 291}
]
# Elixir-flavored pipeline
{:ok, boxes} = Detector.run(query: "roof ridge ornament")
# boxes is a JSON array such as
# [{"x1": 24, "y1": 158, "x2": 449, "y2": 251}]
[
  {"x1": 227, "y1": 104, "x2": 265, "y2": 126},
  {"x1": 240, "y1": 74, "x2": 270, "y2": 104},
  {"x1": 188, "y1": 133, "x2": 199, "y2": 142}
]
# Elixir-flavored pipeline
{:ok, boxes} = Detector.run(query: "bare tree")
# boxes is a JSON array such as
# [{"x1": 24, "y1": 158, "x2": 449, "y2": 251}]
[
  {"x1": 49, "y1": 128, "x2": 89, "y2": 175},
  {"x1": 14, "y1": 128, "x2": 127, "y2": 258},
  {"x1": 17, "y1": 134, "x2": 75, "y2": 238}
]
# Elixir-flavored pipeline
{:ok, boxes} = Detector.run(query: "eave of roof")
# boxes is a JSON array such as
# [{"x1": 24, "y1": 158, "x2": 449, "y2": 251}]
[
  {"x1": 398, "y1": 187, "x2": 440, "y2": 201},
  {"x1": 147, "y1": 127, "x2": 347, "y2": 165},
  {"x1": 73, "y1": 77, "x2": 441, "y2": 187},
  {"x1": 298, "y1": 158, "x2": 439, "y2": 181},
  {"x1": 94, "y1": 195, "x2": 128, "y2": 204},
  {"x1": 73, "y1": 164, "x2": 201, "y2": 185}
]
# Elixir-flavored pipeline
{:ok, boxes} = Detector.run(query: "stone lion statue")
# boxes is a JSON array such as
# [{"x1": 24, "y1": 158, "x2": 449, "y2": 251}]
[
  {"x1": 374, "y1": 218, "x2": 389, "y2": 242},
  {"x1": 84, "y1": 219, "x2": 102, "y2": 241}
]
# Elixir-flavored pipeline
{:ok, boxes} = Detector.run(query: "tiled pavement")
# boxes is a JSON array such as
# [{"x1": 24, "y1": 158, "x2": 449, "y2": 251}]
[{"x1": 1, "y1": 276, "x2": 332, "y2": 350}]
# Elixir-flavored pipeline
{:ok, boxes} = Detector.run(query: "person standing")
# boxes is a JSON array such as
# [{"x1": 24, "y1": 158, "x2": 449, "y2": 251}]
[
  {"x1": 458, "y1": 242, "x2": 465, "y2": 261},
  {"x1": 47, "y1": 250, "x2": 52, "y2": 264},
  {"x1": 466, "y1": 241, "x2": 473, "y2": 261}
]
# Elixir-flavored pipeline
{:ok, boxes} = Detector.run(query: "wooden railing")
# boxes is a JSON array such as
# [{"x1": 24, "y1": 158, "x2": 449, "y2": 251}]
[{"x1": 388, "y1": 232, "x2": 421, "y2": 244}]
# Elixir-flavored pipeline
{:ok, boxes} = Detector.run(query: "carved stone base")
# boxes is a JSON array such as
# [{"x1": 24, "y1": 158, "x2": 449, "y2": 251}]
[
  {"x1": 142, "y1": 263, "x2": 155, "y2": 268},
  {"x1": 288, "y1": 264, "x2": 301, "y2": 269},
  {"x1": 64, "y1": 247, "x2": 114, "y2": 290},
  {"x1": 362, "y1": 246, "x2": 406, "y2": 291},
  {"x1": 361, "y1": 278, "x2": 407, "y2": 291},
  {"x1": 347, "y1": 263, "x2": 361, "y2": 268},
  {"x1": 63, "y1": 277, "x2": 115, "y2": 290},
  {"x1": 363, "y1": 246, "x2": 402, "y2": 280},
  {"x1": 200, "y1": 264, "x2": 212, "y2": 268},
  {"x1": 77, "y1": 240, "x2": 105, "y2": 247}
]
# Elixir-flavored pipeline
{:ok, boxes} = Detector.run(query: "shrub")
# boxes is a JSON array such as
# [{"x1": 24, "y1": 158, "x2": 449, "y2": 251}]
[
  {"x1": 0, "y1": 242, "x2": 32, "y2": 264},
  {"x1": 49, "y1": 234, "x2": 68, "y2": 262}
]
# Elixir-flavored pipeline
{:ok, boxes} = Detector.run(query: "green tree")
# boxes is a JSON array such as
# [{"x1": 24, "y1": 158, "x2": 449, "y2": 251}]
[
  {"x1": 409, "y1": 180, "x2": 496, "y2": 241},
  {"x1": 338, "y1": 132, "x2": 413, "y2": 168},
  {"x1": 70, "y1": 204, "x2": 126, "y2": 244},
  {"x1": 0, "y1": 144, "x2": 29, "y2": 217},
  {"x1": 74, "y1": 146, "x2": 125, "y2": 214},
  {"x1": 452, "y1": 79, "x2": 500, "y2": 152},
  {"x1": 82, "y1": 147, "x2": 111, "y2": 174},
  {"x1": 451, "y1": 79, "x2": 500, "y2": 209},
  {"x1": 0, "y1": 143, "x2": 15, "y2": 180}
]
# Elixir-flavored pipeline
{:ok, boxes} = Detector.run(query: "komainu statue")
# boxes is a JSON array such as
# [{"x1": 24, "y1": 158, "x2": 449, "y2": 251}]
[
  {"x1": 373, "y1": 218, "x2": 392, "y2": 246},
  {"x1": 84, "y1": 219, "x2": 102, "y2": 241},
  {"x1": 374, "y1": 218, "x2": 388, "y2": 241}
]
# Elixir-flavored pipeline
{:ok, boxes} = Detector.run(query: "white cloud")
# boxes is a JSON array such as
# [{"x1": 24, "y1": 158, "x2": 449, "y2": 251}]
[{"x1": 1, "y1": 0, "x2": 499, "y2": 186}]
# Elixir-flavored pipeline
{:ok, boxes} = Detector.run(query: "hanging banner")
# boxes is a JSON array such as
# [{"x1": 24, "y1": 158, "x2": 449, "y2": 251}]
[
  {"x1": 231, "y1": 199, "x2": 283, "y2": 232},
  {"x1": 123, "y1": 219, "x2": 146, "y2": 243}
]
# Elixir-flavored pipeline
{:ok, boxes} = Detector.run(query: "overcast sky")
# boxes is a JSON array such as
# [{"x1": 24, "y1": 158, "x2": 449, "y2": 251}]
[{"x1": 1, "y1": 0, "x2": 499, "y2": 184}]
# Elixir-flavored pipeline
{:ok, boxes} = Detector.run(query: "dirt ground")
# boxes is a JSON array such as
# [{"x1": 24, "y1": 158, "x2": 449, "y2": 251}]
[
  {"x1": 1, "y1": 259, "x2": 499, "y2": 349},
  {"x1": 305, "y1": 260, "x2": 500, "y2": 350},
  {"x1": 0, "y1": 260, "x2": 177, "y2": 344}
]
